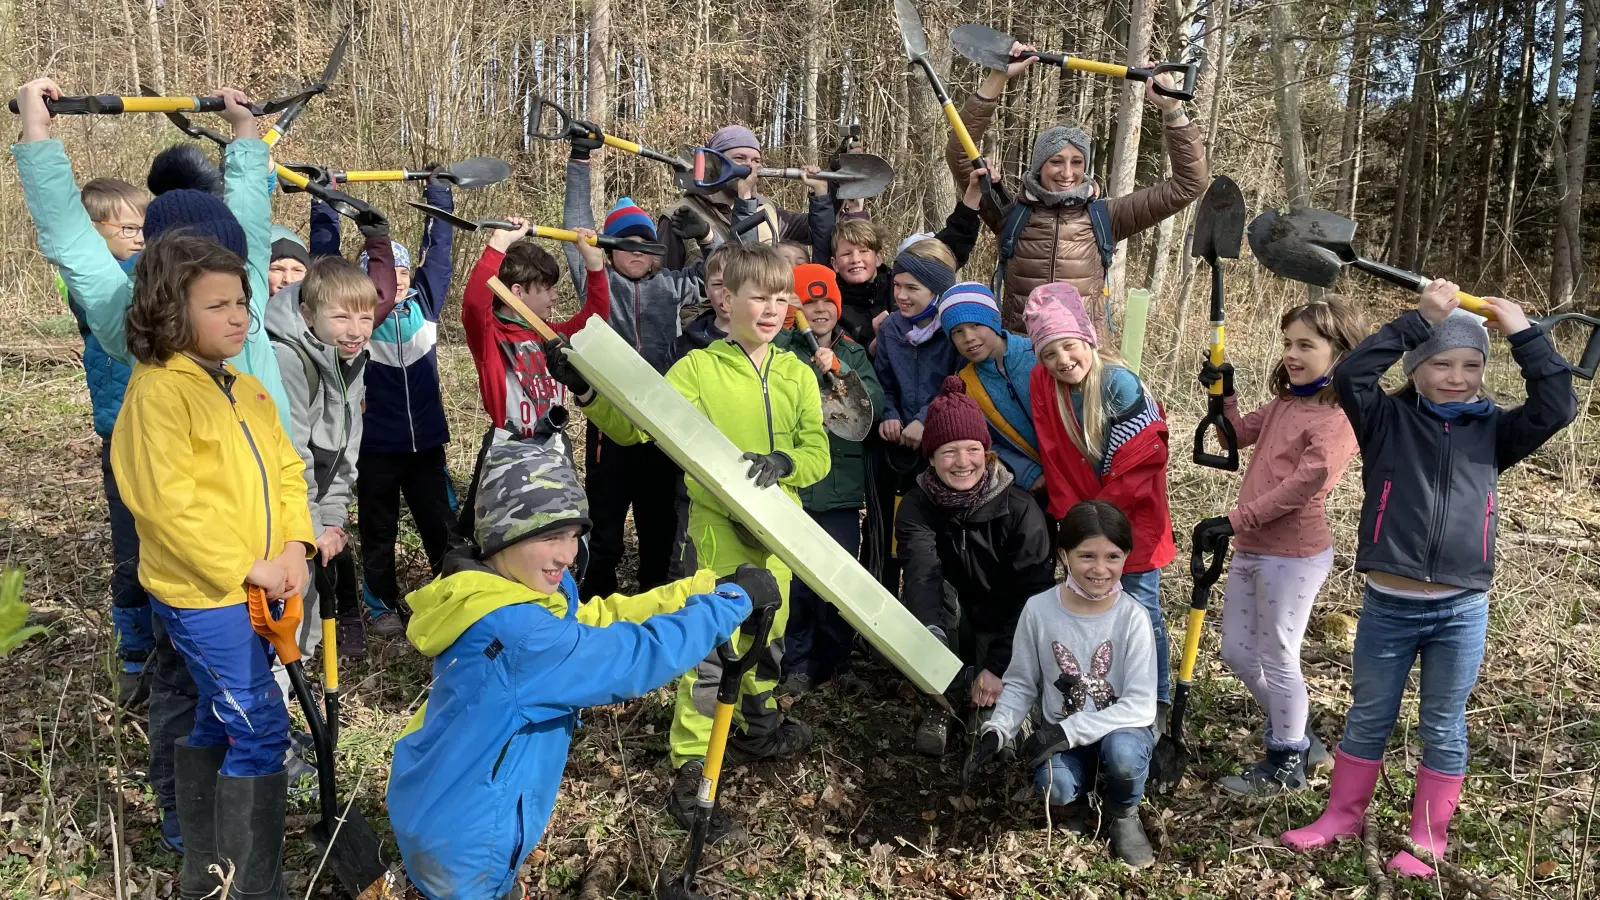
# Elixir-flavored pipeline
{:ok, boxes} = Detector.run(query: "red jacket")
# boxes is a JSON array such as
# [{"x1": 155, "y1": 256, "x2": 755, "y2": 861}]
[
  {"x1": 462, "y1": 246, "x2": 610, "y2": 437},
  {"x1": 1030, "y1": 365, "x2": 1176, "y2": 573}
]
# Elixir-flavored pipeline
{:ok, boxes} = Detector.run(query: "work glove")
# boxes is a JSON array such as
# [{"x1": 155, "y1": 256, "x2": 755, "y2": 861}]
[
  {"x1": 1019, "y1": 722, "x2": 1072, "y2": 768},
  {"x1": 717, "y1": 564, "x2": 782, "y2": 636},
  {"x1": 356, "y1": 207, "x2": 390, "y2": 240},
  {"x1": 668, "y1": 206, "x2": 711, "y2": 242},
  {"x1": 422, "y1": 161, "x2": 446, "y2": 186},
  {"x1": 1193, "y1": 515, "x2": 1235, "y2": 552},
  {"x1": 962, "y1": 729, "x2": 1002, "y2": 788},
  {"x1": 1197, "y1": 358, "x2": 1235, "y2": 397},
  {"x1": 741, "y1": 450, "x2": 794, "y2": 489},
  {"x1": 926, "y1": 623, "x2": 949, "y2": 648},
  {"x1": 570, "y1": 132, "x2": 604, "y2": 161},
  {"x1": 542, "y1": 337, "x2": 592, "y2": 397}
]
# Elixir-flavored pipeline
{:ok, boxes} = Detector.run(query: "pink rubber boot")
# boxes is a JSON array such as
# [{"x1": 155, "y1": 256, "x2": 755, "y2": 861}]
[
  {"x1": 1280, "y1": 749, "x2": 1383, "y2": 851},
  {"x1": 1387, "y1": 766, "x2": 1465, "y2": 877}
]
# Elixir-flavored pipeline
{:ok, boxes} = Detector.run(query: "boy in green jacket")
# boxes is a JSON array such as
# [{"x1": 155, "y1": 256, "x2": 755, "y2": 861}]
[
  {"x1": 774, "y1": 264, "x2": 882, "y2": 695},
  {"x1": 547, "y1": 243, "x2": 830, "y2": 844}
]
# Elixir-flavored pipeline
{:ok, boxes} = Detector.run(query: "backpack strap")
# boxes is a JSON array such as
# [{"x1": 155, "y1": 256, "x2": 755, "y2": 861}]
[
  {"x1": 990, "y1": 201, "x2": 1032, "y2": 298},
  {"x1": 270, "y1": 335, "x2": 320, "y2": 400},
  {"x1": 1087, "y1": 198, "x2": 1117, "y2": 333}
]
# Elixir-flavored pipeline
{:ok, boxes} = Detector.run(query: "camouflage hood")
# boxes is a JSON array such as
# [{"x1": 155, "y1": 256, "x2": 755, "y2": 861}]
[{"x1": 474, "y1": 432, "x2": 591, "y2": 558}]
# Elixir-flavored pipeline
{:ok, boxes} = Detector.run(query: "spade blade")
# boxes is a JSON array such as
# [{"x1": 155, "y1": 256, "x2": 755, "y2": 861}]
[
  {"x1": 831, "y1": 152, "x2": 896, "y2": 200},
  {"x1": 1190, "y1": 175, "x2": 1246, "y2": 262},
  {"x1": 1247, "y1": 207, "x2": 1358, "y2": 289},
  {"x1": 895, "y1": 0, "x2": 929, "y2": 59},
  {"x1": 406, "y1": 200, "x2": 485, "y2": 231},
  {"x1": 950, "y1": 24, "x2": 1019, "y2": 72},
  {"x1": 436, "y1": 155, "x2": 512, "y2": 189}
]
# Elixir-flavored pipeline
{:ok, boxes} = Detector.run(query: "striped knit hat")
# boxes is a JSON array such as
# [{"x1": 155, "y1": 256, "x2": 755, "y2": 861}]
[
  {"x1": 603, "y1": 198, "x2": 656, "y2": 242},
  {"x1": 938, "y1": 282, "x2": 1004, "y2": 338}
]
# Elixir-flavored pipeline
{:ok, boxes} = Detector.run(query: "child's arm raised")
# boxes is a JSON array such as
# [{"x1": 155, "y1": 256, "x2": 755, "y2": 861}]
[
  {"x1": 561, "y1": 155, "x2": 595, "y2": 295},
  {"x1": 309, "y1": 198, "x2": 342, "y2": 258},
  {"x1": 934, "y1": 167, "x2": 987, "y2": 270},
  {"x1": 1488, "y1": 296, "x2": 1579, "y2": 470},
  {"x1": 800, "y1": 167, "x2": 836, "y2": 265},
  {"x1": 1335, "y1": 302, "x2": 1436, "y2": 443},
  {"x1": 413, "y1": 174, "x2": 455, "y2": 316},
  {"x1": 555, "y1": 228, "x2": 611, "y2": 337}
]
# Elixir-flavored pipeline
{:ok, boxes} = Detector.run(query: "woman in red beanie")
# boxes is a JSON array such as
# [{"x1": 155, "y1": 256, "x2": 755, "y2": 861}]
[{"x1": 894, "y1": 376, "x2": 1056, "y2": 757}]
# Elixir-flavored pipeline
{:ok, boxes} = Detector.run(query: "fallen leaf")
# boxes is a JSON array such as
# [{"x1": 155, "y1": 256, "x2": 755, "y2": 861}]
[
  {"x1": 921, "y1": 809, "x2": 938, "y2": 821},
  {"x1": 1535, "y1": 860, "x2": 1558, "y2": 878}
]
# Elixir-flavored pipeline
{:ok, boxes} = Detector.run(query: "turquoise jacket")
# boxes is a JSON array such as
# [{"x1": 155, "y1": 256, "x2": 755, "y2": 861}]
[{"x1": 13, "y1": 138, "x2": 290, "y2": 433}]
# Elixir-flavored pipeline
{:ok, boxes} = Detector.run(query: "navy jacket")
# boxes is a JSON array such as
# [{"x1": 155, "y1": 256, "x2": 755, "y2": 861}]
[{"x1": 1337, "y1": 311, "x2": 1576, "y2": 592}]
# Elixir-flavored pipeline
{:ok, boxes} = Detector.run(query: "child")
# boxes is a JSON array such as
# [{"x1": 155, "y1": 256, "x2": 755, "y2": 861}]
[
  {"x1": 268, "y1": 225, "x2": 310, "y2": 296},
  {"x1": 112, "y1": 232, "x2": 315, "y2": 899},
  {"x1": 777, "y1": 240, "x2": 811, "y2": 268},
  {"x1": 461, "y1": 217, "x2": 610, "y2": 437},
  {"x1": 387, "y1": 431, "x2": 767, "y2": 900},
  {"x1": 1027, "y1": 283, "x2": 1175, "y2": 714},
  {"x1": 58, "y1": 177, "x2": 152, "y2": 706},
  {"x1": 549, "y1": 242, "x2": 829, "y2": 843},
  {"x1": 1282, "y1": 282, "x2": 1576, "y2": 877},
  {"x1": 966, "y1": 500, "x2": 1157, "y2": 868},
  {"x1": 313, "y1": 178, "x2": 457, "y2": 637},
  {"x1": 896, "y1": 377, "x2": 1054, "y2": 755},
  {"x1": 565, "y1": 150, "x2": 708, "y2": 599},
  {"x1": 775, "y1": 263, "x2": 884, "y2": 692},
  {"x1": 676, "y1": 248, "x2": 732, "y2": 355},
  {"x1": 940, "y1": 282, "x2": 1045, "y2": 497},
  {"x1": 1195, "y1": 299, "x2": 1365, "y2": 795}
]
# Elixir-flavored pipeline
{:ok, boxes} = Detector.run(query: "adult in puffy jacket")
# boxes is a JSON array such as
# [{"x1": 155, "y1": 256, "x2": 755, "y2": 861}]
[
  {"x1": 947, "y1": 52, "x2": 1208, "y2": 334},
  {"x1": 895, "y1": 377, "x2": 1055, "y2": 757}
]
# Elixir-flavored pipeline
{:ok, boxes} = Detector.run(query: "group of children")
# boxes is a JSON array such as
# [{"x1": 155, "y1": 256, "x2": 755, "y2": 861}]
[{"x1": 12, "y1": 55, "x2": 1581, "y2": 900}]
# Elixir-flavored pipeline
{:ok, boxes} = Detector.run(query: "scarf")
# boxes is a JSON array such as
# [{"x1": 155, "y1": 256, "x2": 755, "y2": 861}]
[
  {"x1": 1019, "y1": 176, "x2": 1099, "y2": 210},
  {"x1": 1289, "y1": 375, "x2": 1332, "y2": 397},
  {"x1": 902, "y1": 300, "x2": 942, "y2": 346},
  {"x1": 1418, "y1": 395, "x2": 1495, "y2": 421},
  {"x1": 917, "y1": 457, "x2": 1014, "y2": 512}
]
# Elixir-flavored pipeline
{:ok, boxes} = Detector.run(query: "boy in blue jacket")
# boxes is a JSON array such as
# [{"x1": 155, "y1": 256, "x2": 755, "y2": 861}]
[
  {"x1": 388, "y1": 431, "x2": 772, "y2": 900},
  {"x1": 311, "y1": 181, "x2": 458, "y2": 636},
  {"x1": 939, "y1": 283, "x2": 1046, "y2": 498}
]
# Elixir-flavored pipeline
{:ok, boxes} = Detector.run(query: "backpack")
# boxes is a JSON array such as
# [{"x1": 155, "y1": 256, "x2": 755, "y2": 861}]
[
  {"x1": 993, "y1": 198, "x2": 1116, "y2": 332},
  {"x1": 270, "y1": 336, "x2": 320, "y2": 400}
]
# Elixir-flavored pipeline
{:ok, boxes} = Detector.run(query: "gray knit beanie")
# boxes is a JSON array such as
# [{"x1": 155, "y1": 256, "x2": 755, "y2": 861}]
[
  {"x1": 1403, "y1": 309, "x2": 1491, "y2": 375},
  {"x1": 1029, "y1": 126, "x2": 1094, "y2": 179}
]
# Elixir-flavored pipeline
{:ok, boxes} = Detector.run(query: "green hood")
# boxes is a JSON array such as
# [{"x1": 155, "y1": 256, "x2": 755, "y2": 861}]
[{"x1": 404, "y1": 558, "x2": 569, "y2": 657}]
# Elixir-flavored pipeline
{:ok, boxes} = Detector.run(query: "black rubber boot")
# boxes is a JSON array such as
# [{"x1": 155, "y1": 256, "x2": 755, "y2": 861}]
[
  {"x1": 666, "y1": 761, "x2": 746, "y2": 846},
  {"x1": 1218, "y1": 746, "x2": 1308, "y2": 796},
  {"x1": 1306, "y1": 727, "x2": 1331, "y2": 775},
  {"x1": 214, "y1": 770, "x2": 289, "y2": 899},
  {"x1": 1107, "y1": 802, "x2": 1155, "y2": 868},
  {"x1": 914, "y1": 713, "x2": 950, "y2": 757},
  {"x1": 174, "y1": 739, "x2": 227, "y2": 899},
  {"x1": 724, "y1": 717, "x2": 814, "y2": 765}
]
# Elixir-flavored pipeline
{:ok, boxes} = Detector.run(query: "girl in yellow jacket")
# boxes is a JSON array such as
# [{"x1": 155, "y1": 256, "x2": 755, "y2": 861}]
[{"x1": 111, "y1": 230, "x2": 315, "y2": 900}]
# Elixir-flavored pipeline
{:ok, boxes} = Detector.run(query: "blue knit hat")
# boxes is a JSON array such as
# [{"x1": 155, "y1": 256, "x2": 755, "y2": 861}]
[
  {"x1": 938, "y1": 282, "x2": 1004, "y2": 338},
  {"x1": 360, "y1": 241, "x2": 412, "y2": 272},
  {"x1": 143, "y1": 189, "x2": 247, "y2": 260},
  {"x1": 603, "y1": 198, "x2": 656, "y2": 242}
]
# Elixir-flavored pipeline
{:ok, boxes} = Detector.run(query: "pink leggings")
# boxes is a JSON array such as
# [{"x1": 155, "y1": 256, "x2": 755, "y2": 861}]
[{"x1": 1218, "y1": 548, "x2": 1334, "y2": 750}]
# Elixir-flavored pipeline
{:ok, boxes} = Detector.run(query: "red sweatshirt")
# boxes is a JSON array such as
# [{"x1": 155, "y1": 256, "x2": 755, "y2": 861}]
[
  {"x1": 1030, "y1": 365, "x2": 1176, "y2": 574},
  {"x1": 462, "y1": 246, "x2": 610, "y2": 437}
]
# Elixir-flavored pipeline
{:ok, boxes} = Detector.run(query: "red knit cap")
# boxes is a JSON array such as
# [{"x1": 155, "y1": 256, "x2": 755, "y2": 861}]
[{"x1": 921, "y1": 376, "x2": 992, "y2": 458}]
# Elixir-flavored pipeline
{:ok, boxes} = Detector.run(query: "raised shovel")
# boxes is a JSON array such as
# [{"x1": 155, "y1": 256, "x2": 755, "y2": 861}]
[
  {"x1": 405, "y1": 201, "x2": 668, "y2": 256},
  {"x1": 896, "y1": 0, "x2": 1004, "y2": 209},
  {"x1": 951, "y1": 23, "x2": 1200, "y2": 102},
  {"x1": 1248, "y1": 206, "x2": 1600, "y2": 379},
  {"x1": 529, "y1": 94, "x2": 691, "y2": 172},
  {"x1": 1190, "y1": 175, "x2": 1245, "y2": 471},
  {"x1": 690, "y1": 148, "x2": 896, "y2": 201},
  {"x1": 280, "y1": 156, "x2": 512, "y2": 190},
  {"x1": 790, "y1": 305, "x2": 875, "y2": 441}
]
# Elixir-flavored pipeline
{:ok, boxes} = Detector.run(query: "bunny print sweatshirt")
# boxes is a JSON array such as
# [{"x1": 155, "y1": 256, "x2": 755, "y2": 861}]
[{"x1": 985, "y1": 586, "x2": 1158, "y2": 749}]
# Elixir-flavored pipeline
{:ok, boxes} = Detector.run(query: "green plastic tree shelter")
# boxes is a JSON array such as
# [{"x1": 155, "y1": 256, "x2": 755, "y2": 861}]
[{"x1": 566, "y1": 318, "x2": 963, "y2": 696}]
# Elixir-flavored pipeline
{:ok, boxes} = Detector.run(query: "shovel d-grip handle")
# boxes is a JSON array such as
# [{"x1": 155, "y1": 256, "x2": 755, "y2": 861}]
[
  {"x1": 1137, "y1": 60, "x2": 1200, "y2": 101},
  {"x1": 717, "y1": 605, "x2": 776, "y2": 702},
  {"x1": 1193, "y1": 393, "x2": 1238, "y2": 471}
]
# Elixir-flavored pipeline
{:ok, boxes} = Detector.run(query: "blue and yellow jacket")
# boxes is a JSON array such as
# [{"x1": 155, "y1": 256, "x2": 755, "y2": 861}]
[
  {"x1": 957, "y1": 332, "x2": 1042, "y2": 489},
  {"x1": 387, "y1": 556, "x2": 748, "y2": 900}
]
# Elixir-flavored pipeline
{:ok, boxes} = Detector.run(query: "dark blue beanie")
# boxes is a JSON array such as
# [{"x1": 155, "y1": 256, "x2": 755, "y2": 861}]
[{"x1": 144, "y1": 189, "x2": 248, "y2": 260}]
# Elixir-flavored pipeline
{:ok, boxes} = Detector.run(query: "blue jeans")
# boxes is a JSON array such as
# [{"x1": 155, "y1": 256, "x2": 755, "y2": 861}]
[
  {"x1": 152, "y1": 601, "x2": 290, "y2": 777},
  {"x1": 1033, "y1": 726, "x2": 1154, "y2": 807},
  {"x1": 784, "y1": 508, "x2": 861, "y2": 680},
  {"x1": 1121, "y1": 570, "x2": 1169, "y2": 704},
  {"x1": 1340, "y1": 585, "x2": 1488, "y2": 775}
]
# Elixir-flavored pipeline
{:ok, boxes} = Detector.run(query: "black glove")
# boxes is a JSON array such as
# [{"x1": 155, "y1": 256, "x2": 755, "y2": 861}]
[
  {"x1": 542, "y1": 337, "x2": 591, "y2": 397},
  {"x1": 962, "y1": 730, "x2": 1002, "y2": 788},
  {"x1": 742, "y1": 451, "x2": 794, "y2": 488},
  {"x1": 570, "y1": 132, "x2": 604, "y2": 161},
  {"x1": 421, "y1": 161, "x2": 446, "y2": 185},
  {"x1": 356, "y1": 207, "x2": 390, "y2": 240},
  {"x1": 668, "y1": 207, "x2": 711, "y2": 242},
  {"x1": 1197, "y1": 358, "x2": 1235, "y2": 397},
  {"x1": 926, "y1": 623, "x2": 949, "y2": 648},
  {"x1": 718, "y1": 564, "x2": 782, "y2": 635},
  {"x1": 1193, "y1": 515, "x2": 1234, "y2": 551},
  {"x1": 1019, "y1": 722, "x2": 1072, "y2": 768}
]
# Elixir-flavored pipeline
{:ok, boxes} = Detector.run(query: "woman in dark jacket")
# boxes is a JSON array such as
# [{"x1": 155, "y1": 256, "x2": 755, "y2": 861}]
[{"x1": 895, "y1": 377, "x2": 1056, "y2": 756}]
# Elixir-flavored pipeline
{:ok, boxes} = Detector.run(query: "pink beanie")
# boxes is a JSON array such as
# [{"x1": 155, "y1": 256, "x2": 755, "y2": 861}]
[{"x1": 1024, "y1": 282, "x2": 1097, "y2": 353}]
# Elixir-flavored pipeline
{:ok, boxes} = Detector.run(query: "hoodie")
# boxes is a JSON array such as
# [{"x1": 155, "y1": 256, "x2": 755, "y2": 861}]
[
  {"x1": 387, "y1": 558, "x2": 747, "y2": 900},
  {"x1": 264, "y1": 282, "x2": 369, "y2": 531}
]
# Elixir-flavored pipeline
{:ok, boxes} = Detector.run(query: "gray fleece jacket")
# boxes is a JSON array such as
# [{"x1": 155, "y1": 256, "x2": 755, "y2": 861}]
[
  {"x1": 264, "y1": 282, "x2": 367, "y2": 530},
  {"x1": 563, "y1": 160, "x2": 706, "y2": 374}
]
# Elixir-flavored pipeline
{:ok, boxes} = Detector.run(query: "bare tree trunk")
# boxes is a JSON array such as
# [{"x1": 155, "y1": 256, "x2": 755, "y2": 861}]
[
  {"x1": 803, "y1": 0, "x2": 821, "y2": 156},
  {"x1": 1389, "y1": 0, "x2": 1441, "y2": 265},
  {"x1": 1265, "y1": 0, "x2": 1310, "y2": 206},
  {"x1": 587, "y1": 0, "x2": 611, "y2": 221},
  {"x1": 1335, "y1": 2, "x2": 1372, "y2": 215},
  {"x1": 1420, "y1": 1, "x2": 1490, "y2": 269},
  {"x1": 922, "y1": 37, "x2": 957, "y2": 232},
  {"x1": 118, "y1": 0, "x2": 141, "y2": 89},
  {"x1": 145, "y1": 0, "x2": 166, "y2": 95},
  {"x1": 1168, "y1": 0, "x2": 1227, "y2": 370},
  {"x1": 1545, "y1": 0, "x2": 1571, "y2": 303},
  {"x1": 1105, "y1": 0, "x2": 1154, "y2": 310},
  {"x1": 1474, "y1": 21, "x2": 1504, "y2": 265},
  {"x1": 1146, "y1": 0, "x2": 1201, "y2": 299},
  {"x1": 1496, "y1": 0, "x2": 1538, "y2": 276},
  {"x1": 1552, "y1": 0, "x2": 1595, "y2": 306}
]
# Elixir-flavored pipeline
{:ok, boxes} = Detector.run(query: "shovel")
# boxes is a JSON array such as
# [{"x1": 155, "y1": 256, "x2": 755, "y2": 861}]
[
  {"x1": 263, "y1": 27, "x2": 350, "y2": 148},
  {"x1": 530, "y1": 94, "x2": 690, "y2": 172},
  {"x1": 280, "y1": 156, "x2": 511, "y2": 190},
  {"x1": 1191, "y1": 175, "x2": 1244, "y2": 471},
  {"x1": 8, "y1": 87, "x2": 325, "y2": 117},
  {"x1": 406, "y1": 201, "x2": 667, "y2": 256},
  {"x1": 1149, "y1": 524, "x2": 1230, "y2": 794},
  {"x1": 246, "y1": 588, "x2": 397, "y2": 899},
  {"x1": 895, "y1": 0, "x2": 1003, "y2": 209},
  {"x1": 1248, "y1": 206, "x2": 1600, "y2": 379},
  {"x1": 951, "y1": 24, "x2": 1200, "y2": 102},
  {"x1": 790, "y1": 306, "x2": 875, "y2": 441},
  {"x1": 689, "y1": 148, "x2": 895, "y2": 201},
  {"x1": 657, "y1": 606, "x2": 777, "y2": 900}
]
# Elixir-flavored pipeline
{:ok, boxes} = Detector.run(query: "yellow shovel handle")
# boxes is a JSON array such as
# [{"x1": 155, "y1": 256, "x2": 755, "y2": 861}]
[
  {"x1": 1177, "y1": 607, "x2": 1206, "y2": 682},
  {"x1": 698, "y1": 702, "x2": 738, "y2": 805},
  {"x1": 1208, "y1": 324, "x2": 1226, "y2": 396},
  {"x1": 321, "y1": 619, "x2": 339, "y2": 690},
  {"x1": 1066, "y1": 59, "x2": 1129, "y2": 79},
  {"x1": 121, "y1": 96, "x2": 201, "y2": 113},
  {"x1": 1454, "y1": 291, "x2": 1493, "y2": 318},
  {"x1": 275, "y1": 164, "x2": 311, "y2": 189},
  {"x1": 942, "y1": 101, "x2": 982, "y2": 163},
  {"x1": 339, "y1": 170, "x2": 410, "y2": 183},
  {"x1": 603, "y1": 134, "x2": 643, "y2": 155},
  {"x1": 532, "y1": 225, "x2": 599, "y2": 248}
]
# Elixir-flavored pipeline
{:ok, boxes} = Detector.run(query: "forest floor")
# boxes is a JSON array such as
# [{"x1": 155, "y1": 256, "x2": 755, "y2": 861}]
[{"x1": 2, "y1": 285, "x2": 1599, "y2": 900}]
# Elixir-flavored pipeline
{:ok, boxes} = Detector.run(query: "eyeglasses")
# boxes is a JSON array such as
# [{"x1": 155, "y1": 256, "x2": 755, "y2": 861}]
[{"x1": 96, "y1": 222, "x2": 144, "y2": 239}]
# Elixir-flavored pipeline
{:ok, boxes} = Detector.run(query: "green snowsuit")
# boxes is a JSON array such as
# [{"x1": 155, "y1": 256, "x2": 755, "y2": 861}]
[{"x1": 581, "y1": 337, "x2": 830, "y2": 766}]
